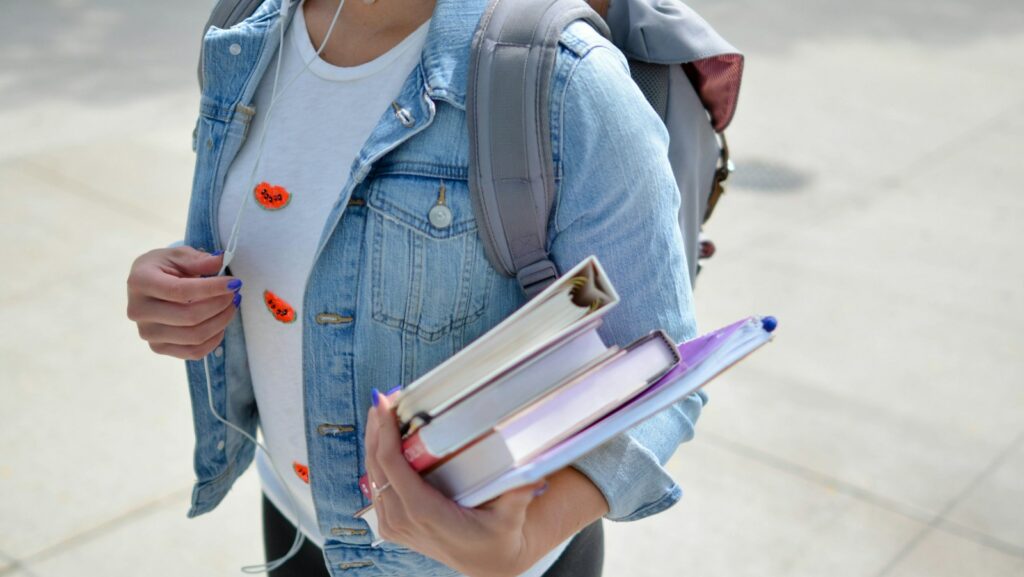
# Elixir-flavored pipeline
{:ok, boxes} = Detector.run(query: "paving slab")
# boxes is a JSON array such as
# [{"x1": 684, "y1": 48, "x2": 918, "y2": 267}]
[
  {"x1": 695, "y1": 124, "x2": 1024, "y2": 522},
  {"x1": 0, "y1": 160, "x2": 181, "y2": 302},
  {"x1": 20, "y1": 471, "x2": 264, "y2": 577},
  {"x1": 942, "y1": 436, "x2": 1024, "y2": 550},
  {"x1": 0, "y1": 263, "x2": 200, "y2": 558},
  {"x1": 2, "y1": 0, "x2": 1023, "y2": 575},
  {"x1": 0, "y1": 0, "x2": 207, "y2": 162},
  {"x1": 710, "y1": 101, "x2": 1024, "y2": 316},
  {"x1": 19, "y1": 137, "x2": 195, "y2": 235},
  {"x1": 884, "y1": 528, "x2": 1024, "y2": 577},
  {"x1": 693, "y1": 250, "x2": 1020, "y2": 516},
  {"x1": 0, "y1": 91, "x2": 199, "y2": 163},
  {"x1": 690, "y1": 94, "x2": 1024, "y2": 519},
  {"x1": 604, "y1": 441, "x2": 924, "y2": 577},
  {"x1": 688, "y1": 0, "x2": 1024, "y2": 190}
]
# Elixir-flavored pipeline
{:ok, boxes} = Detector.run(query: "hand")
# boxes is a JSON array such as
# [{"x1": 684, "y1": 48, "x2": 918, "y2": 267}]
[
  {"x1": 364, "y1": 390, "x2": 548, "y2": 577},
  {"x1": 126, "y1": 246, "x2": 242, "y2": 360}
]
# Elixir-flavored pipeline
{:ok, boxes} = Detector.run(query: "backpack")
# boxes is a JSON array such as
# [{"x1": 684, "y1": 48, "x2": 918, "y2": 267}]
[{"x1": 199, "y1": 0, "x2": 743, "y2": 297}]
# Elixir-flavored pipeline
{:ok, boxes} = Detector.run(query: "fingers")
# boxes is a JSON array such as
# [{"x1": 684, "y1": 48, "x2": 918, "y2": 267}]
[
  {"x1": 364, "y1": 396, "x2": 412, "y2": 544},
  {"x1": 163, "y1": 246, "x2": 227, "y2": 277},
  {"x1": 127, "y1": 247, "x2": 244, "y2": 360},
  {"x1": 364, "y1": 401, "x2": 384, "y2": 491},
  {"x1": 365, "y1": 392, "x2": 452, "y2": 533},
  {"x1": 128, "y1": 248, "x2": 239, "y2": 305},
  {"x1": 363, "y1": 387, "x2": 404, "y2": 495},
  {"x1": 137, "y1": 297, "x2": 237, "y2": 346},
  {"x1": 128, "y1": 292, "x2": 236, "y2": 326},
  {"x1": 148, "y1": 328, "x2": 226, "y2": 361},
  {"x1": 137, "y1": 269, "x2": 240, "y2": 304},
  {"x1": 372, "y1": 394, "x2": 441, "y2": 506}
]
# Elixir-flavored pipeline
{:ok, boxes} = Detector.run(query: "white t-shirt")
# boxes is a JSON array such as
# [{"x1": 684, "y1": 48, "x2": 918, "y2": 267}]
[{"x1": 219, "y1": 7, "x2": 571, "y2": 576}]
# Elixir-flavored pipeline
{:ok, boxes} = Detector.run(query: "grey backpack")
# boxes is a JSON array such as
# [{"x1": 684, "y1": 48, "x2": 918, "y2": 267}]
[{"x1": 200, "y1": 0, "x2": 743, "y2": 297}]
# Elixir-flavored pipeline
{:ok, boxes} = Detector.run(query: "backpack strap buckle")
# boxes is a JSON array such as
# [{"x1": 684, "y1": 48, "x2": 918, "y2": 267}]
[
  {"x1": 703, "y1": 132, "x2": 733, "y2": 224},
  {"x1": 516, "y1": 259, "x2": 560, "y2": 299}
]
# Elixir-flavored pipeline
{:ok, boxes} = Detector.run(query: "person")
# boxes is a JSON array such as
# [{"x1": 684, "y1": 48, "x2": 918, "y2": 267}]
[{"x1": 125, "y1": 0, "x2": 706, "y2": 575}]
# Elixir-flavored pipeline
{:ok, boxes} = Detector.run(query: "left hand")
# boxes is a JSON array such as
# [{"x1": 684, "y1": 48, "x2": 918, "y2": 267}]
[{"x1": 364, "y1": 390, "x2": 547, "y2": 577}]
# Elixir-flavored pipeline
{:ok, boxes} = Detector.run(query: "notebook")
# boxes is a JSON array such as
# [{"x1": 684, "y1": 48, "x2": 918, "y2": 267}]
[
  {"x1": 357, "y1": 315, "x2": 776, "y2": 545},
  {"x1": 452, "y1": 316, "x2": 776, "y2": 506},
  {"x1": 421, "y1": 330, "x2": 680, "y2": 497},
  {"x1": 395, "y1": 256, "x2": 618, "y2": 433},
  {"x1": 401, "y1": 326, "x2": 615, "y2": 471}
]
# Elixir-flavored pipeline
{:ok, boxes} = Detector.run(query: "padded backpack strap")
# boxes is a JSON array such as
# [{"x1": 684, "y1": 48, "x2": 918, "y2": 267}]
[
  {"x1": 467, "y1": 0, "x2": 611, "y2": 298},
  {"x1": 198, "y1": 0, "x2": 266, "y2": 91}
]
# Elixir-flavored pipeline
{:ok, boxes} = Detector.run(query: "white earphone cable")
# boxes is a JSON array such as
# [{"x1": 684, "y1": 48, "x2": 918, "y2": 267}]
[
  {"x1": 203, "y1": 0, "x2": 348, "y2": 572},
  {"x1": 220, "y1": 0, "x2": 347, "y2": 276}
]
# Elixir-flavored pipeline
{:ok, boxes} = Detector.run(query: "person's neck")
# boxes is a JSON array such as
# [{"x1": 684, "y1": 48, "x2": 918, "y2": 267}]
[{"x1": 303, "y1": 0, "x2": 436, "y2": 67}]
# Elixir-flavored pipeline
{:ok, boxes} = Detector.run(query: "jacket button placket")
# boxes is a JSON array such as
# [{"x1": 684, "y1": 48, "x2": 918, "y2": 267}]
[{"x1": 304, "y1": 190, "x2": 371, "y2": 538}]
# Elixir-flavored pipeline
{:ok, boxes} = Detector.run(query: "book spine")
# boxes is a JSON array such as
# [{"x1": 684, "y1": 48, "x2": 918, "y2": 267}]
[{"x1": 402, "y1": 431, "x2": 442, "y2": 470}]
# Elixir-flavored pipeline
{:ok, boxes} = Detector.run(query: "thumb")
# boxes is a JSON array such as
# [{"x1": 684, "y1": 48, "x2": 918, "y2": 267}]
[
  {"x1": 480, "y1": 480, "x2": 546, "y2": 520},
  {"x1": 167, "y1": 247, "x2": 225, "y2": 278}
]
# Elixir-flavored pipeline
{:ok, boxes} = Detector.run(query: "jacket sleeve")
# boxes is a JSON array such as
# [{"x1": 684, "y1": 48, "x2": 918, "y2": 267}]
[{"x1": 547, "y1": 32, "x2": 707, "y2": 522}]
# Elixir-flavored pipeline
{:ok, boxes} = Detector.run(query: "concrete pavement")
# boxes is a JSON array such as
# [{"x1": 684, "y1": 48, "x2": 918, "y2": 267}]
[{"x1": 1, "y1": 0, "x2": 1022, "y2": 575}]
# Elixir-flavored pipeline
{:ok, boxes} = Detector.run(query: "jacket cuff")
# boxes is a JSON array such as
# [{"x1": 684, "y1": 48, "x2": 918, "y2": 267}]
[{"x1": 569, "y1": 390, "x2": 707, "y2": 521}]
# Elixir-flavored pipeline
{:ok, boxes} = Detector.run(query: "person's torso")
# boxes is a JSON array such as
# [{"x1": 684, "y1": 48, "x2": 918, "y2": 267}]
[
  {"x1": 216, "y1": 5, "x2": 432, "y2": 546},
  {"x1": 184, "y1": 1, "x2": 629, "y2": 574}
]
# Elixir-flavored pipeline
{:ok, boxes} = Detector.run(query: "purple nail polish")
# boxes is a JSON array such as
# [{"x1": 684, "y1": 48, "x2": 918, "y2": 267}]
[
  {"x1": 233, "y1": 292, "x2": 241, "y2": 308},
  {"x1": 533, "y1": 482, "x2": 549, "y2": 497},
  {"x1": 386, "y1": 385, "x2": 402, "y2": 396},
  {"x1": 211, "y1": 249, "x2": 224, "y2": 256},
  {"x1": 227, "y1": 279, "x2": 242, "y2": 290},
  {"x1": 371, "y1": 388, "x2": 380, "y2": 407}
]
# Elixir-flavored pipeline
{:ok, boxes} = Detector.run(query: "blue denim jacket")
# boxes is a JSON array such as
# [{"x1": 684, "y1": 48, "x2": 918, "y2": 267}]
[{"x1": 184, "y1": 0, "x2": 706, "y2": 574}]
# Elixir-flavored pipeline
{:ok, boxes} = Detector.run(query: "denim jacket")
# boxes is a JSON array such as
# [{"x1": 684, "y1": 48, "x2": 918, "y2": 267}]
[{"x1": 184, "y1": 0, "x2": 705, "y2": 574}]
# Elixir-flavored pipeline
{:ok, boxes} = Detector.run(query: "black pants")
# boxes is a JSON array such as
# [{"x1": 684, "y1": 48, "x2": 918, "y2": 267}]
[{"x1": 262, "y1": 495, "x2": 604, "y2": 577}]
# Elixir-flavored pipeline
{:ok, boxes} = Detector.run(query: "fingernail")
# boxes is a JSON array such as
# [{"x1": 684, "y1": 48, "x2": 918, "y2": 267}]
[
  {"x1": 386, "y1": 385, "x2": 402, "y2": 396},
  {"x1": 233, "y1": 292, "x2": 241, "y2": 308},
  {"x1": 533, "y1": 482, "x2": 549, "y2": 497},
  {"x1": 371, "y1": 388, "x2": 380, "y2": 407},
  {"x1": 227, "y1": 279, "x2": 242, "y2": 290},
  {"x1": 211, "y1": 249, "x2": 224, "y2": 256}
]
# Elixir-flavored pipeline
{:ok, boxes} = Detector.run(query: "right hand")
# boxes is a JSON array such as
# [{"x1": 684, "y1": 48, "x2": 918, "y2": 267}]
[{"x1": 126, "y1": 246, "x2": 242, "y2": 360}]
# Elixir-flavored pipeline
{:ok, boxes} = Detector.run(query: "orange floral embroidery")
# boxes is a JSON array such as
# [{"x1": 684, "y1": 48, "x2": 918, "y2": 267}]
[
  {"x1": 254, "y1": 182, "x2": 291, "y2": 210},
  {"x1": 264, "y1": 290, "x2": 297, "y2": 323},
  {"x1": 293, "y1": 461, "x2": 310, "y2": 484}
]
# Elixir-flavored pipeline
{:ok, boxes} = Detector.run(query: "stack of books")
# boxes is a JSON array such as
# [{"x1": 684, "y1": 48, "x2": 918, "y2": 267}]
[{"x1": 356, "y1": 256, "x2": 775, "y2": 542}]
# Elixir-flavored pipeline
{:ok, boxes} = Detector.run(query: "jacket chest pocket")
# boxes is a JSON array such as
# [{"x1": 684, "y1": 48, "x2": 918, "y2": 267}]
[{"x1": 365, "y1": 173, "x2": 493, "y2": 342}]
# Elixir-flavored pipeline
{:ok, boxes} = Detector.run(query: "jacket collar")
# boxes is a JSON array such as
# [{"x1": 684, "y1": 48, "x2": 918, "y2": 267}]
[
  {"x1": 202, "y1": 0, "x2": 483, "y2": 121},
  {"x1": 272, "y1": 0, "x2": 483, "y2": 110},
  {"x1": 418, "y1": 0, "x2": 487, "y2": 109}
]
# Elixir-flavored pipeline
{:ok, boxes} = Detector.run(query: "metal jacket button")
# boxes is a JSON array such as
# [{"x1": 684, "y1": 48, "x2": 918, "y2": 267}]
[
  {"x1": 429, "y1": 205, "x2": 452, "y2": 229},
  {"x1": 429, "y1": 181, "x2": 452, "y2": 229},
  {"x1": 330, "y1": 527, "x2": 368, "y2": 536},
  {"x1": 391, "y1": 101, "x2": 415, "y2": 127},
  {"x1": 338, "y1": 560, "x2": 374, "y2": 570},
  {"x1": 317, "y1": 423, "x2": 355, "y2": 436},
  {"x1": 315, "y1": 313, "x2": 353, "y2": 325}
]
